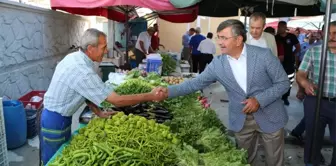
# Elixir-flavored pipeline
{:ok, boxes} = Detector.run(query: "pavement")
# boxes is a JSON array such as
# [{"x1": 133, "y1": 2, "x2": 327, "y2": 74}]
[{"x1": 7, "y1": 82, "x2": 334, "y2": 166}]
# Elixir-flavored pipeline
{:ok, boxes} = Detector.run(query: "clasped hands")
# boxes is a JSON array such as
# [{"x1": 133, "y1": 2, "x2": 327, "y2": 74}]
[{"x1": 150, "y1": 86, "x2": 168, "y2": 102}]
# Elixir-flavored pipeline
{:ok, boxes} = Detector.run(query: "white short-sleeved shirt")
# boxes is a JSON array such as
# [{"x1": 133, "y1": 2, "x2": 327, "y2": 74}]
[
  {"x1": 197, "y1": 38, "x2": 216, "y2": 54},
  {"x1": 249, "y1": 34, "x2": 267, "y2": 48},
  {"x1": 43, "y1": 50, "x2": 113, "y2": 116},
  {"x1": 135, "y1": 32, "x2": 152, "y2": 53}
]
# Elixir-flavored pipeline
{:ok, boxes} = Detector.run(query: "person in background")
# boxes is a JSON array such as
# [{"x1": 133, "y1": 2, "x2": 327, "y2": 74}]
[
  {"x1": 197, "y1": 32, "x2": 216, "y2": 73},
  {"x1": 246, "y1": 12, "x2": 278, "y2": 57},
  {"x1": 134, "y1": 27, "x2": 156, "y2": 67},
  {"x1": 151, "y1": 23, "x2": 165, "y2": 51},
  {"x1": 294, "y1": 28, "x2": 306, "y2": 44},
  {"x1": 181, "y1": 28, "x2": 196, "y2": 64},
  {"x1": 298, "y1": 33, "x2": 320, "y2": 66},
  {"x1": 291, "y1": 25, "x2": 327, "y2": 165},
  {"x1": 40, "y1": 28, "x2": 166, "y2": 165},
  {"x1": 263, "y1": 26, "x2": 285, "y2": 62},
  {"x1": 296, "y1": 21, "x2": 336, "y2": 166},
  {"x1": 264, "y1": 26, "x2": 276, "y2": 36},
  {"x1": 275, "y1": 21, "x2": 301, "y2": 106},
  {"x1": 189, "y1": 27, "x2": 206, "y2": 73},
  {"x1": 155, "y1": 19, "x2": 290, "y2": 166}
]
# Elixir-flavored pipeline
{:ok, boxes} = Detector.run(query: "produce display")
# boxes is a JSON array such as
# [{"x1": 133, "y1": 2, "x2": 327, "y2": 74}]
[
  {"x1": 111, "y1": 103, "x2": 173, "y2": 123},
  {"x1": 196, "y1": 96, "x2": 211, "y2": 109},
  {"x1": 49, "y1": 112, "x2": 179, "y2": 166},
  {"x1": 49, "y1": 69, "x2": 249, "y2": 166},
  {"x1": 161, "y1": 53, "x2": 177, "y2": 76},
  {"x1": 162, "y1": 76, "x2": 184, "y2": 85}
]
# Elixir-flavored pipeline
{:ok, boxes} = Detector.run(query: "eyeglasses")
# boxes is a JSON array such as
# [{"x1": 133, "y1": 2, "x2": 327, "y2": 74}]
[{"x1": 215, "y1": 36, "x2": 237, "y2": 41}]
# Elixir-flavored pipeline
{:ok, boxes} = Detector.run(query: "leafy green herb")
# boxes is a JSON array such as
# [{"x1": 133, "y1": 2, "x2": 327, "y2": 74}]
[{"x1": 161, "y1": 53, "x2": 177, "y2": 76}]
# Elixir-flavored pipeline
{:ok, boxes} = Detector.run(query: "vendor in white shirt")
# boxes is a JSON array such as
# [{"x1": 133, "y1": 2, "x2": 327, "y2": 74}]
[
  {"x1": 197, "y1": 32, "x2": 216, "y2": 73},
  {"x1": 134, "y1": 27, "x2": 156, "y2": 66},
  {"x1": 40, "y1": 28, "x2": 166, "y2": 165},
  {"x1": 246, "y1": 12, "x2": 278, "y2": 57}
]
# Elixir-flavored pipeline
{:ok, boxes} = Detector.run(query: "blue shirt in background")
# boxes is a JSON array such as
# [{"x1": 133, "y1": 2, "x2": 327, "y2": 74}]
[
  {"x1": 298, "y1": 41, "x2": 321, "y2": 61},
  {"x1": 297, "y1": 34, "x2": 306, "y2": 44},
  {"x1": 182, "y1": 32, "x2": 191, "y2": 48},
  {"x1": 189, "y1": 34, "x2": 206, "y2": 55}
]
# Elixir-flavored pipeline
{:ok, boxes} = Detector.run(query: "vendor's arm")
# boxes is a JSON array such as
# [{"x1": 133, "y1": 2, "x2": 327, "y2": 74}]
[
  {"x1": 70, "y1": 66, "x2": 164, "y2": 108},
  {"x1": 139, "y1": 41, "x2": 148, "y2": 54},
  {"x1": 85, "y1": 100, "x2": 116, "y2": 118},
  {"x1": 148, "y1": 46, "x2": 155, "y2": 53},
  {"x1": 254, "y1": 50, "x2": 290, "y2": 109},
  {"x1": 167, "y1": 60, "x2": 217, "y2": 98},
  {"x1": 158, "y1": 38, "x2": 165, "y2": 49}
]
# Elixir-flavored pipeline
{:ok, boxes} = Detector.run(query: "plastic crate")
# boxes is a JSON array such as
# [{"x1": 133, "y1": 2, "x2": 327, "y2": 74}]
[
  {"x1": 18, "y1": 91, "x2": 46, "y2": 109},
  {"x1": 146, "y1": 59, "x2": 162, "y2": 75},
  {"x1": 26, "y1": 109, "x2": 38, "y2": 138},
  {"x1": 99, "y1": 62, "x2": 116, "y2": 82},
  {"x1": 0, "y1": 98, "x2": 9, "y2": 166}
]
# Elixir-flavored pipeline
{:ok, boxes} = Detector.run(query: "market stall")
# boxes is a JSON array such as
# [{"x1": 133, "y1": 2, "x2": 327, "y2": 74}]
[{"x1": 46, "y1": 66, "x2": 248, "y2": 166}]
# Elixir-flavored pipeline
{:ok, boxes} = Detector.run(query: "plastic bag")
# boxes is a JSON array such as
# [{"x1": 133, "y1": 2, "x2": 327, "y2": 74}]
[
  {"x1": 30, "y1": 96, "x2": 43, "y2": 102},
  {"x1": 107, "y1": 73, "x2": 126, "y2": 85},
  {"x1": 147, "y1": 53, "x2": 162, "y2": 60}
]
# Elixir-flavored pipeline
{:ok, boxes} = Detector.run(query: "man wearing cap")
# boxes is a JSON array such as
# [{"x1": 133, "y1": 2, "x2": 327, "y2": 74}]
[{"x1": 134, "y1": 27, "x2": 156, "y2": 66}]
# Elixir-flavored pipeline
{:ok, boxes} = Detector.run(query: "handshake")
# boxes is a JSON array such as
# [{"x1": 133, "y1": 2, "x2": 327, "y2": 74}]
[{"x1": 150, "y1": 86, "x2": 168, "y2": 102}]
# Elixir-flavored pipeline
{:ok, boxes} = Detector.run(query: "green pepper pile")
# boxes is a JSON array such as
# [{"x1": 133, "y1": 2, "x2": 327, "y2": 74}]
[{"x1": 49, "y1": 112, "x2": 179, "y2": 166}]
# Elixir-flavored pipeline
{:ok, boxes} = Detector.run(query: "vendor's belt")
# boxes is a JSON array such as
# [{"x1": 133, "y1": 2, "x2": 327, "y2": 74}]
[{"x1": 322, "y1": 97, "x2": 336, "y2": 102}]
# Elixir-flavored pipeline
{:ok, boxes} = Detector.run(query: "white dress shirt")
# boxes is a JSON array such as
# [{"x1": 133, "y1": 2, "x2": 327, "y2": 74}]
[
  {"x1": 135, "y1": 31, "x2": 151, "y2": 53},
  {"x1": 197, "y1": 38, "x2": 216, "y2": 54},
  {"x1": 227, "y1": 44, "x2": 247, "y2": 93}
]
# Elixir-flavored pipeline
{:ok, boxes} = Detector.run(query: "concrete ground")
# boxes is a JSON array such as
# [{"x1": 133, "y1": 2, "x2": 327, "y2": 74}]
[{"x1": 7, "y1": 82, "x2": 333, "y2": 166}]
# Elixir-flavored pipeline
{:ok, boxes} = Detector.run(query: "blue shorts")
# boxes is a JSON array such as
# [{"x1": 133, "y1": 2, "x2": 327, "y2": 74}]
[{"x1": 40, "y1": 109, "x2": 72, "y2": 165}]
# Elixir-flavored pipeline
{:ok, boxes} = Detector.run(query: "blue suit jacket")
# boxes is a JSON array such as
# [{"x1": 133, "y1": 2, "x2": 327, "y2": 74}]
[{"x1": 168, "y1": 44, "x2": 290, "y2": 133}]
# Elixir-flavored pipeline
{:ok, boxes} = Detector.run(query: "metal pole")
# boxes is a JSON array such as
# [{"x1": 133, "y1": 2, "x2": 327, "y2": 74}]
[
  {"x1": 125, "y1": 10, "x2": 129, "y2": 65},
  {"x1": 244, "y1": 10, "x2": 248, "y2": 27},
  {"x1": 308, "y1": 0, "x2": 332, "y2": 164}
]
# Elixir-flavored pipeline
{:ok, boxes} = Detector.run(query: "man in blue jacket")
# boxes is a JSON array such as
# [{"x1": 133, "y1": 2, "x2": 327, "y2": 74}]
[{"x1": 154, "y1": 19, "x2": 290, "y2": 166}]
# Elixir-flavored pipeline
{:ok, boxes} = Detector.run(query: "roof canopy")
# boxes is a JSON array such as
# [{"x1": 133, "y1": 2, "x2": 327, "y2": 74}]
[
  {"x1": 50, "y1": 0, "x2": 198, "y2": 23},
  {"x1": 170, "y1": 0, "x2": 326, "y2": 18}
]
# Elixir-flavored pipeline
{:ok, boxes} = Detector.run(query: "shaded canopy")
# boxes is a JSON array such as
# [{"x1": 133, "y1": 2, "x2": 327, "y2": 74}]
[
  {"x1": 169, "y1": 0, "x2": 324, "y2": 18},
  {"x1": 50, "y1": 0, "x2": 198, "y2": 23}
]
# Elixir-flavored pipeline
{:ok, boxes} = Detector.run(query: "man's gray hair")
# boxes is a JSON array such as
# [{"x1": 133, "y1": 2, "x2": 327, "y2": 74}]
[
  {"x1": 250, "y1": 12, "x2": 266, "y2": 25},
  {"x1": 217, "y1": 19, "x2": 247, "y2": 42},
  {"x1": 80, "y1": 28, "x2": 106, "y2": 52},
  {"x1": 195, "y1": 27, "x2": 201, "y2": 33}
]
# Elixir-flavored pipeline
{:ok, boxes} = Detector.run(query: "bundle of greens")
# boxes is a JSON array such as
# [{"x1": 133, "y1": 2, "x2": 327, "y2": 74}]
[
  {"x1": 49, "y1": 112, "x2": 179, "y2": 166},
  {"x1": 161, "y1": 53, "x2": 177, "y2": 76},
  {"x1": 161, "y1": 91, "x2": 248, "y2": 166},
  {"x1": 114, "y1": 79, "x2": 153, "y2": 95}
]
